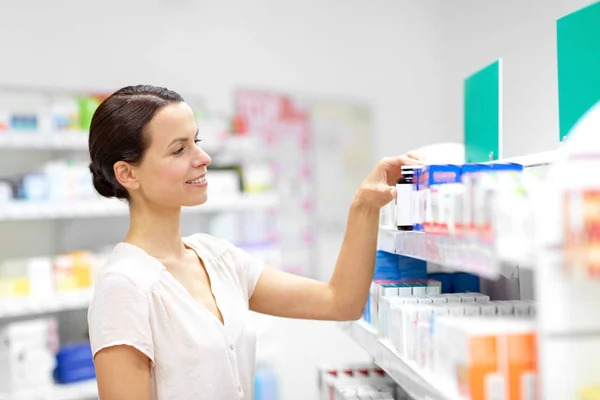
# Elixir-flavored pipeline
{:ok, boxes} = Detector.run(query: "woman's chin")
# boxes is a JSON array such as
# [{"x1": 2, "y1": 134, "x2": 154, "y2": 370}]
[{"x1": 182, "y1": 194, "x2": 208, "y2": 207}]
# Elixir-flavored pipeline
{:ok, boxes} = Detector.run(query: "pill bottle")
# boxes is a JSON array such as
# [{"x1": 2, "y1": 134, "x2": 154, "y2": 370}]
[{"x1": 396, "y1": 167, "x2": 415, "y2": 231}]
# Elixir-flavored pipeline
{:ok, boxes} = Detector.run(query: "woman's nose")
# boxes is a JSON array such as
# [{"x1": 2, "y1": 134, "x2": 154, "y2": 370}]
[{"x1": 192, "y1": 145, "x2": 211, "y2": 168}]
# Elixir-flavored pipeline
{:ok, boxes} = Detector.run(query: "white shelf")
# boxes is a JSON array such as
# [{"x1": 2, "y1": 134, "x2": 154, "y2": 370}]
[
  {"x1": 0, "y1": 132, "x2": 89, "y2": 150},
  {"x1": 0, "y1": 379, "x2": 97, "y2": 400},
  {"x1": 0, "y1": 131, "x2": 263, "y2": 156},
  {"x1": 0, "y1": 290, "x2": 92, "y2": 319},
  {"x1": 0, "y1": 193, "x2": 278, "y2": 221},
  {"x1": 491, "y1": 150, "x2": 558, "y2": 168},
  {"x1": 344, "y1": 321, "x2": 462, "y2": 400},
  {"x1": 377, "y1": 228, "x2": 500, "y2": 279}
]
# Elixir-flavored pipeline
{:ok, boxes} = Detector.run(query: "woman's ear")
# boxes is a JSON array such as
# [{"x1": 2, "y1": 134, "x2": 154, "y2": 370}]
[{"x1": 114, "y1": 161, "x2": 140, "y2": 192}]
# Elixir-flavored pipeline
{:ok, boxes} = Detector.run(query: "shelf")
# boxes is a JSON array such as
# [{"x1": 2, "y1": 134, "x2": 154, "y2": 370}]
[
  {"x1": 377, "y1": 228, "x2": 499, "y2": 279},
  {"x1": 0, "y1": 131, "x2": 263, "y2": 156},
  {"x1": 0, "y1": 131, "x2": 89, "y2": 150},
  {"x1": 0, "y1": 290, "x2": 92, "y2": 319},
  {"x1": 491, "y1": 150, "x2": 558, "y2": 168},
  {"x1": 344, "y1": 321, "x2": 461, "y2": 400},
  {"x1": 0, "y1": 379, "x2": 97, "y2": 400},
  {"x1": 0, "y1": 193, "x2": 278, "y2": 221}
]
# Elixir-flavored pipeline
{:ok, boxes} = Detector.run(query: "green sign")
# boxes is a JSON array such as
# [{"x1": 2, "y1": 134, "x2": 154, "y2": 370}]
[
  {"x1": 464, "y1": 60, "x2": 501, "y2": 163},
  {"x1": 557, "y1": 1, "x2": 600, "y2": 140}
]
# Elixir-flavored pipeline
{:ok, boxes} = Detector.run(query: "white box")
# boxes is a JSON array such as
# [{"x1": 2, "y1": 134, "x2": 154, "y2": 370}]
[
  {"x1": 398, "y1": 304, "x2": 422, "y2": 360},
  {"x1": 412, "y1": 285, "x2": 428, "y2": 297},
  {"x1": 479, "y1": 303, "x2": 498, "y2": 316},
  {"x1": 0, "y1": 319, "x2": 56, "y2": 394},
  {"x1": 389, "y1": 298, "x2": 419, "y2": 356},
  {"x1": 446, "y1": 303, "x2": 466, "y2": 317},
  {"x1": 457, "y1": 293, "x2": 476, "y2": 303},
  {"x1": 509, "y1": 300, "x2": 531, "y2": 317},
  {"x1": 441, "y1": 293, "x2": 462, "y2": 303},
  {"x1": 469, "y1": 292, "x2": 491, "y2": 303},
  {"x1": 464, "y1": 304, "x2": 481, "y2": 317},
  {"x1": 493, "y1": 301, "x2": 515, "y2": 316}
]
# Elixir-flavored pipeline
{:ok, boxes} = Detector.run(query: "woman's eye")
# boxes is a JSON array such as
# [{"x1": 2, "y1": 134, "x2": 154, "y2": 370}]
[
  {"x1": 174, "y1": 147, "x2": 185, "y2": 155},
  {"x1": 194, "y1": 139, "x2": 202, "y2": 146}
]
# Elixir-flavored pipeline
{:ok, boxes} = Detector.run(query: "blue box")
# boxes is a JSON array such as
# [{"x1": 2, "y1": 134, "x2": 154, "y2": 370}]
[
  {"x1": 397, "y1": 255, "x2": 427, "y2": 280},
  {"x1": 490, "y1": 162, "x2": 523, "y2": 172},
  {"x1": 374, "y1": 251, "x2": 401, "y2": 281},
  {"x1": 453, "y1": 272, "x2": 480, "y2": 293},
  {"x1": 427, "y1": 272, "x2": 454, "y2": 293},
  {"x1": 54, "y1": 343, "x2": 96, "y2": 384}
]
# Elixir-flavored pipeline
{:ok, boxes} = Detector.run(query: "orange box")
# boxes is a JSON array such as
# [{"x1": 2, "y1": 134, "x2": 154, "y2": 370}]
[
  {"x1": 504, "y1": 331, "x2": 537, "y2": 400},
  {"x1": 453, "y1": 319, "x2": 538, "y2": 400},
  {"x1": 458, "y1": 333, "x2": 501, "y2": 400}
]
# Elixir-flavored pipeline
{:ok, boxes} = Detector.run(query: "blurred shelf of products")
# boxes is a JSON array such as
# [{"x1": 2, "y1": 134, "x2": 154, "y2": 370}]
[
  {"x1": 349, "y1": 154, "x2": 540, "y2": 400},
  {"x1": 0, "y1": 318, "x2": 98, "y2": 400},
  {"x1": 0, "y1": 193, "x2": 278, "y2": 221},
  {"x1": 317, "y1": 363, "x2": 409, "y2": 400},
  {"x1": 0, "y1": 87, "x2": 276, "y2": 199},
  {"x1": 0, "y1": 250, "x2": 105, "y2": 317},
  {"x1": 0, "y1": 87, "x2": 288, "y2": 399}
]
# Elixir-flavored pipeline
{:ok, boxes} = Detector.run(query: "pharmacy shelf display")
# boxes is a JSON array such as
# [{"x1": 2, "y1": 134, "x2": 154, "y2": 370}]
[
  {"x1": 376, "y1": 151, "x2": 555, "y2": 279},
  {"x1": 0, "y1": 193, "x2": 279, "y2": 221},
  {"x1": 0, "y1": 131, "x2": 265, "y2": 157},
  {"x1": 377, "y1": 229, "x2": 497, "y2": 279},
  {"x1": 344, "y1": 322, "x2": 461, "y2": 400},
  {"x1": 0, "y1": 131, "x2": 89, "y2": 150},
  {"x1": 345, "y1": 150, "x2": 560, "y2": 400},
  {"x1": 0, "y1": 290, "x2": 91, "y2": 319},
  {"x1": 0, "y1": 379, "x2": 98, "y2": 400}
]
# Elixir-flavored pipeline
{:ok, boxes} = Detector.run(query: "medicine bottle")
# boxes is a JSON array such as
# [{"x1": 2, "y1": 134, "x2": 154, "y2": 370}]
[{"x1": 396, "y1": 167, "x2": 415, "y2": 231}]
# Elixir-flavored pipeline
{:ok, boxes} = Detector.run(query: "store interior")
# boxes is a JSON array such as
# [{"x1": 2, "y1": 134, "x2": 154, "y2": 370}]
[{"x1": 1, "y1": 0, "x2": 599, "y2": 399}]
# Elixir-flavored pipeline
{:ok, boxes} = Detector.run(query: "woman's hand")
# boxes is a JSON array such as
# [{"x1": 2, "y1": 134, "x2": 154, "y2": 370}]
[{"x1": 353, "y1": 153, "x2": 424, "y2": 212}]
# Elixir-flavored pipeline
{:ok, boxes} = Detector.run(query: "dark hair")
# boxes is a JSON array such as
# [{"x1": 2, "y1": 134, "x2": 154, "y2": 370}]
[{"x1": 88, "y1": 85, "x2": 184, "y2": 200}]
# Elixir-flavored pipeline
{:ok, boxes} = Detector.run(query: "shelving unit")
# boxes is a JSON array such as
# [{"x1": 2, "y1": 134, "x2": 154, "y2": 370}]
[
  {"x1": 0, "y1": 290, "x2": 92, "y2": 319},
  {"x1": 343, "y1": 321, "x2": 462, "y2": 400},
  {"x1": 0, "y1": 193, "x2": 278, "y2": 221},
  {"x1": 0, "y1": 131, "x2": 265, "y2": 158},
  {"x1": 0, "y1": 379, "x2": 98, "y2": 400},
  {"x1": 377, "y1": 228, "x2": 497, "y2": 279},
  {"x1": 0, "y1": 132, "x2": 89, "y2": 150},
  {"x1": 342, "y1": 151, "x2": 561, "y2": 399}
]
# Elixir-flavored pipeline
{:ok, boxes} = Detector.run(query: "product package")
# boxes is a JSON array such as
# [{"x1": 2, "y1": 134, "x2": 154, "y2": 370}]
[{"x1": 422, "y1": 164, "x2": 462, "y2": 235}]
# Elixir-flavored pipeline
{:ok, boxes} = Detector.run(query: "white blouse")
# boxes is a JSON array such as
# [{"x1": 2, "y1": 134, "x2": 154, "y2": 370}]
[{"x1": 87, "y1": 233, "x2": 264, "y2": 400}]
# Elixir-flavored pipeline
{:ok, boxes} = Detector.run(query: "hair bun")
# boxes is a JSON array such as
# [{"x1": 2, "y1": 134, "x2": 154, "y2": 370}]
[{"x1": 89, "y1": 163, "x2": 119, "y2": 198}]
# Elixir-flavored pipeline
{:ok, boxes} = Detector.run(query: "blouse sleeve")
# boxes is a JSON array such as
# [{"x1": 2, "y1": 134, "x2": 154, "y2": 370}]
[
  {"x1": 226, "y1": 244, "x2": 265, "y2": 300},
  {"x1": 87, "y1": 271, "x2": 154, "y2": 362}
]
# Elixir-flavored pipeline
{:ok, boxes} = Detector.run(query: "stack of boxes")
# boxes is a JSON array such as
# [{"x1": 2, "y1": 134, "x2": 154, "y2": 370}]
[
  {"x1": 363, "y1": 274, "x2": 538, "y2": 400},
  {"x1": 0, "y1": 318, "x2": 58, "y2": 395},
  {"x1": 383, "y1": 162, "x2": 528, "y2": 249},
  {"x1": 0, "y1": 318, "x2": 96, "y2": 396},
  {"x1": 317, "y1": 364, "x2": 407, "y2": 400},
  {"x1": 366, "y1": 224, "x2": 538, "y2": 399}
]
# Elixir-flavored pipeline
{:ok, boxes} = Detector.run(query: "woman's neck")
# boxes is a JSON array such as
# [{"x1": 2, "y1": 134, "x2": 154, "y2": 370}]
[{"x1": 124, "y1": 200, "x2": 187, "y2": 261}]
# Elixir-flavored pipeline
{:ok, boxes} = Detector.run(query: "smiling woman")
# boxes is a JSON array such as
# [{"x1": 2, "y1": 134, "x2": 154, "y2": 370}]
[
  {"x1": 88, "y1": 86, "x2": 211, "y2": 208},
  {"x1": 86, "y1": 84, "x2": 423, "y2": 400}
]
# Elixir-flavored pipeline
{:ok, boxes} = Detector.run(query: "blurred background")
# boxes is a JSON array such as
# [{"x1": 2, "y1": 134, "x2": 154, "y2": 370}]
[{"x1": 0, "y1": 0, "x2": 598, "y2": 399}]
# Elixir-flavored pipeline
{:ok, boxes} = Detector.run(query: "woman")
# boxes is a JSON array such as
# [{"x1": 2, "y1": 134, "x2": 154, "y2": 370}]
[{"x1": 87, "y1": 85, "x2": 422, "y2": 400}]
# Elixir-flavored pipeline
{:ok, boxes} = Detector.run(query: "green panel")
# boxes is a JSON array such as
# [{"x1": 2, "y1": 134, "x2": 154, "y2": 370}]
[
  {"x1": 557, "y1": 1, "x2": 600, "y2": 140},
  {"x1": 464, "y1": 60, "x2": 501, "y2": 163}
]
